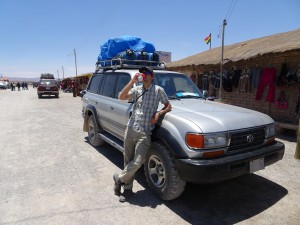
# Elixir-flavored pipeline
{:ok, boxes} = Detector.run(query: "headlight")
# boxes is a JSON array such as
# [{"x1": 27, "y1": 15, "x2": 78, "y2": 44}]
[
  {"x1": 186, "y1": 133, "x2": 229, "y2": 149},
  {"x1": 265, "y1": 123, "x2": 276, "y2": 138}
]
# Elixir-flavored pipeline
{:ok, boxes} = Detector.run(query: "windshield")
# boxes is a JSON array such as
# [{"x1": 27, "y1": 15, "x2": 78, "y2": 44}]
[{"x1": 154, "y1": 72, "x2": 204, "y2": 99}]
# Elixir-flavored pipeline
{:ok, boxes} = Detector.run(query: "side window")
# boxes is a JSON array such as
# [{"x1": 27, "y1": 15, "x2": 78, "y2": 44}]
[
  {"x1": 114, "y1": 74, "x2": 131, "y2": 98},
  {"x1": 101, "y1": 74, "x2": 117, "y2": 97},
  {"x1": 87, "y1": 74, "x2": 103, "y2": 94}
]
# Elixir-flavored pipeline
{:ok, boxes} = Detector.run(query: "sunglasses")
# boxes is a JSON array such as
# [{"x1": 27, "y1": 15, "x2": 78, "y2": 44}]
[{"x1": 143, "y1": 72, "x2": 152, "y2": 76}]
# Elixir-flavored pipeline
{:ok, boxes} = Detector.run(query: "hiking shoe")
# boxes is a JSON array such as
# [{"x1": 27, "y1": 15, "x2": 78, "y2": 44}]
[
  {"x1": 119, "y1": 189, "x2": 133, "y2": 203},
  {"x1": 113, "y1": 173, "x2": 123, "y2": 196}
]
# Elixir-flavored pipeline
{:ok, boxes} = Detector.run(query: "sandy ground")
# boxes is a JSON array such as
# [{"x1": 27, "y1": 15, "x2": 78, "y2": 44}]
[{"x1": 0, "y1": 87, "x2": 299, "y2": 225}]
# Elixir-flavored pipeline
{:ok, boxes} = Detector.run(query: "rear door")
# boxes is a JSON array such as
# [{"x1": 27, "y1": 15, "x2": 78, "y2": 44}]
[
  {"x1": 83, "y1": 74, "x2": 104, "y2": 122},
  {"x1": 108, "y1": 73, "x2": 132, "y2": 139},
  {"x1": 97, "y1": 73, "x2": 117, "y2": 132},
  {"x1": 97, "y1": 72, "x2": 132, "y2": 139}
]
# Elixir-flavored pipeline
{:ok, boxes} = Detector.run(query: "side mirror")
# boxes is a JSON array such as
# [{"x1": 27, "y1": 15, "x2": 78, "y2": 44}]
[
  {"x1": 79, "y1": 90, "x2": 86, "y2": 98},
  {"x1": 202, "y1": 90, "x2": 208, "y2": 98}
]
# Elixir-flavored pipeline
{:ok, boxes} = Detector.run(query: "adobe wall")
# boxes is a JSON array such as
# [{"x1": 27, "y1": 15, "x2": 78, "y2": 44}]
[{"x1": 169, "y1": 50, "x2": 300, "y2": 123}]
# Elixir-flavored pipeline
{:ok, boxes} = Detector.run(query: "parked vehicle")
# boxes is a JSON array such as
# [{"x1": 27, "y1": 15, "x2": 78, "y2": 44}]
[
  {"x1": 0, "y1": 81, "x2": 7, "y2": 89},
  {"x1": 80, "y1": 58, "x2": 285, "y2": 200},
  {"x1": 32, "y1": 82, "x2": 39, "y2": 88},
  {"x1": 37, "y1": 79, "x2": 59, "y2": 98}
]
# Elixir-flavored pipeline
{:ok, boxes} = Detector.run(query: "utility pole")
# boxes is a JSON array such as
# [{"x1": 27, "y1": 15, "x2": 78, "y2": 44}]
[
  {"x1": 68, "y1": 49, "x2": 78, "y2": 77},
  {"x1": 219, "y1": 19, "x2": 227, "y2": 100},
  {"x1": 74, "y1": 49, "x2": 78, "y2": 77},
  {"x1": 62, "y1": 66, "x2": 65, "y2": 79}
]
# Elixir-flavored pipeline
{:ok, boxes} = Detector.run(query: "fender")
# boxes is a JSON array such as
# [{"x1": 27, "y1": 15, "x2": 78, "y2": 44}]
[
  {"x1": 83, "y1": 104, "x2": 102, "y2": 132},
  {"x1": 152, "y1": 126, "x2": 188, "y2": 158}
]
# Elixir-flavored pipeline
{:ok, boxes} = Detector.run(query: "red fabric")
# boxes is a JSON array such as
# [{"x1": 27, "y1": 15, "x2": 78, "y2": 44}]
[
  {"x1": 255, "y1": 67, "x2": 277, "y2": 102},
  {"x1": 275, "y1": 100, "x2": 288, "y2": 109}
]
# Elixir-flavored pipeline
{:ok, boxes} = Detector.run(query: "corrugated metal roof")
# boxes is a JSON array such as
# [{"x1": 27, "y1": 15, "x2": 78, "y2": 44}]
[{"x1": 167, "y1": 28, "x2": 300, "y2": 67}]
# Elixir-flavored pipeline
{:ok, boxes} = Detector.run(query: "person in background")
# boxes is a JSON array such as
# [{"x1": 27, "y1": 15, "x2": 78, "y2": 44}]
[
  {"x1": 16, "y1": 82, "x2": 21, "y2": 91},
  {"x1": 10, "y1": 82, "x2": 15, "y2": 91}
]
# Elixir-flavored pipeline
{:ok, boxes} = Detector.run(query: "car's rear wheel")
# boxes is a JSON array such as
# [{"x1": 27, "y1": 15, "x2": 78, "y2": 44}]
[
  {"x1": 88, "y1": 115, "x2": 104, "y2": 147},
  {"x1": 38, "y1": 94, "x2": 42, "y2": 98},
  {"x1": 144, "y1": 142, "x2": 186, "y2": 200}
]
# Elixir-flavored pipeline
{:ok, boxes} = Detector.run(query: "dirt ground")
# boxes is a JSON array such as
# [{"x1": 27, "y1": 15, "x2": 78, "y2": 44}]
[{"x1": 0, "y1": 87, "x2": 299, "y2": 225}]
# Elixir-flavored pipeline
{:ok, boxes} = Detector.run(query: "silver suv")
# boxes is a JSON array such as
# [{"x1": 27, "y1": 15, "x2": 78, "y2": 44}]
[{"x1": 81, "y1": 61, "x2": 285, "y2": 200}]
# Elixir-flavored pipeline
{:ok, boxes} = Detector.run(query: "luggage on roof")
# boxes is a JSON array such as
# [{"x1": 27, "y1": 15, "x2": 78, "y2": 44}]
[
  {"x1": 40, "y1": 74, "x2": 54, "y2": 79},
  {"x1": 96, "y1": 36, "x2": 163, "y2": 70},
  {"x1": 97, "y1": 36, "x2": 156, "y2": 61}
]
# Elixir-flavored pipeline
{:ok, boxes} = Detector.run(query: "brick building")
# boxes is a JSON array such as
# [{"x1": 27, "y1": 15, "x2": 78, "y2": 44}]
[{"x1": 167, "y1": 29, "x2": 300, "y2": 129}]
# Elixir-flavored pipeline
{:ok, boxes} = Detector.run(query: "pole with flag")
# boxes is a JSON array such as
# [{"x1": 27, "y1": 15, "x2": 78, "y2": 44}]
[{"x1": 204, "y1": 33, "x2": 211, "y2": 50}]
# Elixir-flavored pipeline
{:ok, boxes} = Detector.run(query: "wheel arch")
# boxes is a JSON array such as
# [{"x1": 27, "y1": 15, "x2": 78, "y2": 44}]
[
  {"x1": 152, "y1": 126, "x2": 188, "y2": 158},
  {"x1": 83, "y1": 105, "x2": 101, "y2": 132}
]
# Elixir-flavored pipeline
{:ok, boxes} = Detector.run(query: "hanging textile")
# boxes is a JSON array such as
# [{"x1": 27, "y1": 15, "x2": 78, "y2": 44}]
[{"x1": 255, "y1": 67, "x2": 277, "y2": 102}]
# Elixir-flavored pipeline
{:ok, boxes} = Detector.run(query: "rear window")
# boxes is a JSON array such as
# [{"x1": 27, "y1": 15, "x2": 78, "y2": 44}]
[
  {"x1": 101, "y1": 74, "x2": 117, "y2": 97},
  {"x1": 40, "y1": 79, "x2": 57, "y2": 85},
  {"x1": 97, "y1": 72, "x2": 131, "y2": 99},
  {"x1": 88, "y1": 74, "x2": 103, "y2": 94}
]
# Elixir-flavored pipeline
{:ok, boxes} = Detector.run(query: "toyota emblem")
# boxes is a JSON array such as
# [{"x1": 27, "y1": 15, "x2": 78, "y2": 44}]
[{"x1": 246, "y1": 135, "x2": 255, "y2": 143}]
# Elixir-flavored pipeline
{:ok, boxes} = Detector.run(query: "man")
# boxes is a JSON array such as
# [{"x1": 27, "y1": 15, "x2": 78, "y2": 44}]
[{"x1": 114, "y1": 66, "x2": 172, "y2": 203}]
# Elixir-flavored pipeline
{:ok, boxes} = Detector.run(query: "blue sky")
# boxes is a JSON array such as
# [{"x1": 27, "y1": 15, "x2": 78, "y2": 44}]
[{"x1": 0, "y1": 0, "x2": 299, "y2": 79}]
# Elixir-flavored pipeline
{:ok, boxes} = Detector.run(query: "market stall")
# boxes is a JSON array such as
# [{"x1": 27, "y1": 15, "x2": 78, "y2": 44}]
[{"x1": 61, "y1": 73, "x2": 92, "y2": 97}]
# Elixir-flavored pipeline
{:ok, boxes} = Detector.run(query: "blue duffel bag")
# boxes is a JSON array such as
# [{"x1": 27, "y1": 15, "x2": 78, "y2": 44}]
[{"x1": 98, "y1": 36, "x2": 156, "y2": 62}]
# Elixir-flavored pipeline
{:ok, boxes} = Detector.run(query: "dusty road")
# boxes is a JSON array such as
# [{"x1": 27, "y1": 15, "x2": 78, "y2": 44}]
[{"x1": 0, "y1": 87, "x2": 299, "y2": 225}]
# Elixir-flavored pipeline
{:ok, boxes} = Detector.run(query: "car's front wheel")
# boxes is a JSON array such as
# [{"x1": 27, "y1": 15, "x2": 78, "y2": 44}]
[
  {"x1": 144, "y1": 142, "x2": 186, "y2": 200},
  {"x1": 88, "y1": 115, "x2": 104, "y2": 147}
]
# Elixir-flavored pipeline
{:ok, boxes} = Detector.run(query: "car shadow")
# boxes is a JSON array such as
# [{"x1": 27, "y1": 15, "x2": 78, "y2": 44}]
[
  {"x1": 86, "y1": 138, "x2": 288, "y2": 225},
  {"x1": 276, "y1": 132, "x2": 297, "y2": 142},
  {"x1": 166, "y1": 175, "x2": 287, "y2": 224}
]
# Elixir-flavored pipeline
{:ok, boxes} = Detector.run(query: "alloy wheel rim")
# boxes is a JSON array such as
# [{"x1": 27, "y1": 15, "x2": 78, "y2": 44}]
[{"x1": 148, "y1": 155, "x2": 166, "y2": 188}]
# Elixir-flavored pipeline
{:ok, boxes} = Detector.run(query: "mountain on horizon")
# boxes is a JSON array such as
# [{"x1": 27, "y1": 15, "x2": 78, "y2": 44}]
[{"x1": 5, "y1": 77, "x2": 40, "y2": 82}]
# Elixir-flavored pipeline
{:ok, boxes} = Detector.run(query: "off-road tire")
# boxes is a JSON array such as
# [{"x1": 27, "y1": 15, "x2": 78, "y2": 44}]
[
  {"x1": 88, "y1": 115, "x2": 104, "y2": 147},
  {"x1": 144, "y1": 142, "x2": 186, "y2": 200}
]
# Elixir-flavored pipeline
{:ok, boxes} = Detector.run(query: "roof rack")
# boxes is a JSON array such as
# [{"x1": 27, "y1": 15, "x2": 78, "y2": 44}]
[
  {"x1": 40, "y1": 74, "x2": 55, "y2": 79},
  {"x1": 95, "y1": 58, "x2": 167, "y2": 72}
]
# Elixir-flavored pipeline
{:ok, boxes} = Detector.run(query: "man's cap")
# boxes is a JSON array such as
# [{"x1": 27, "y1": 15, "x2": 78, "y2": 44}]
[{"x1": 139, "y1": 67, "x2": 153, "y2": 75}]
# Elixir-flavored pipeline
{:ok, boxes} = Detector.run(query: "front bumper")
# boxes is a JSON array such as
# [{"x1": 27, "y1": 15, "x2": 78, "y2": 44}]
[{"x1": 175, "y1": 141, "x2": 285, "y2": 183}]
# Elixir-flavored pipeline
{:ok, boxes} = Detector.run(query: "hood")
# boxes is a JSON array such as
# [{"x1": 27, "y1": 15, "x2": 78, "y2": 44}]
[{"x1": 167, "y1": 99, "x2": 273, "y2": 133}]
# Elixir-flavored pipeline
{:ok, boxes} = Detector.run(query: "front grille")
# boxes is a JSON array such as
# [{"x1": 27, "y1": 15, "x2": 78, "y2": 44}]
[{"x1": 228, "y1": 127, "x2": 265, "y2": 152}]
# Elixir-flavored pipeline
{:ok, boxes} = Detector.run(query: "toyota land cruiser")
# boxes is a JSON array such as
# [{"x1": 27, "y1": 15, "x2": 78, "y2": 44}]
[{"x1": 81, "y1": 59, "x2": 285, "y2": 200}]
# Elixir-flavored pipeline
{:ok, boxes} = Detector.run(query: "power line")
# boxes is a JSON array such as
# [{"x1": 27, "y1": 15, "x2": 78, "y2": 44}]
[
  {"x1": 225, "y1": 0, "x2": 238, "y2": 21},
  {"x1": 225, "y1": 0, "x2": 234, "y2": 19},
  {"x1": 218, "y1": 0, "x2": 237, "y2": 39}
]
